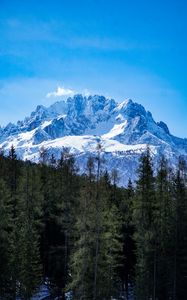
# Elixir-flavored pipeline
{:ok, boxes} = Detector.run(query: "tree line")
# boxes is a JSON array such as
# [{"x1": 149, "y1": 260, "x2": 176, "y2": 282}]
[{"x1": 0, "y1": 145, "x2": 187, "y2": 300}]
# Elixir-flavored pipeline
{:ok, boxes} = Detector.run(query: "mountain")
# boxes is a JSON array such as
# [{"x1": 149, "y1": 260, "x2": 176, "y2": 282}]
[{"x1": 0, "y1": 94, "x2": 186, "y2": 185}]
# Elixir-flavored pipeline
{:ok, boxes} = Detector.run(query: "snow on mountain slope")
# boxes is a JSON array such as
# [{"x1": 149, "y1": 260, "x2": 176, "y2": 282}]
[{"x1": 0, "y1": 95, "x2": 186, "y2": 185}]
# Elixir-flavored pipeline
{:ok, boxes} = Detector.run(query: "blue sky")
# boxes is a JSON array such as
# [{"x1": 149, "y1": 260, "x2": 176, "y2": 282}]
[{"x1": 0, "y1": 0, "x2": 187, "y2": 137}]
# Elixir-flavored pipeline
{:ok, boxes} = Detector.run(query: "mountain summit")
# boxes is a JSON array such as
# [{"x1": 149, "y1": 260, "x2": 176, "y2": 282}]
[{"x1": 0, "y1": 95, "x2": 186, "y2": 185}]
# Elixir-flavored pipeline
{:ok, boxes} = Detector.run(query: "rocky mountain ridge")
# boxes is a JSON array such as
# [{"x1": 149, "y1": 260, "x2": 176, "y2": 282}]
[{"x1": 0, "y1": 95, "x2": 186, "y2": 185}]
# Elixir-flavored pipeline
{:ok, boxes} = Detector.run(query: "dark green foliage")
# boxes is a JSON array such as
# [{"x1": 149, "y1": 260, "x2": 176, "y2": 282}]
[
  {"x1": 0, "y1": 146, "x2": 187, "y2": 299},
  {"x1": 133, "y1": 148, "x2": 157, "y2": 300},
  {"x1": 0, "y1": 150, "x2": 43, "y2": 299},
  {"x1": 0, "y1": 179, "x2": 13, "y2": 299},
  {"x1": 39, "y1": 149, "x2": 79, "y2": 299},
  {"x1": 171, "y1": 161, "x2": 187, "y2": 300},
  {"x1": 16, "y1": 164, "x2": 43, "y2": 299},
  {"x1": 68, "y1": 159, "x2": 123, "y2": 300},
  {"x1": 118, "y1": 179, "x2": 136, "y2": 299},
  {"x1": 154, "y1": 157, "x2": 174, "y2": 300}
]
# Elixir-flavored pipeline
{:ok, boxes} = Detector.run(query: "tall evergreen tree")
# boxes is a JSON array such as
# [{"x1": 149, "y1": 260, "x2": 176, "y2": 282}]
[
  {"x1": 15, "y1": 163, "x2": 42, "y2": 299},
  {"x1": 172, "y1": 160, "x2": 187, "y2": 299},
  {"x1": 6, "y1": 146, "x2": 22, "y2": 298},
  {"x1": 68, "y1": 156, "x2": 123, "y2": 300},
  {"x1": 133, "y1": 148, "x2": 156, "y2": 300},
  {"x1": 68, "y1": 157, "x2": 96, "y2": 299},
  {"x1": 119, "y1": 179, "x2": 136, "y2": 299},
  {"x1": 155, "y1": 157, "x2": 173, "y2": 299},
  {"x1": 39, "y1": 152, "x2": 62, "y2": 297},
  {"x1": 40, "y1": 148, "x2": 79, "y2": 298},
  {"x1": 56, "y1": 149, "x2": 79, "y2": 298},
  {"x1": 0, "y1": 179, "x2": 13, "y2": 299}
]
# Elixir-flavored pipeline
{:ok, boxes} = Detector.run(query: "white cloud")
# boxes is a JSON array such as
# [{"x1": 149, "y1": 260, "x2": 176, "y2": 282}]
[
  {"x1": 83, "y1": 89, "x2": 91, "y2": 96},
  {"x1": 46, "y1": 86, "x2": 76, "y2": 98}
]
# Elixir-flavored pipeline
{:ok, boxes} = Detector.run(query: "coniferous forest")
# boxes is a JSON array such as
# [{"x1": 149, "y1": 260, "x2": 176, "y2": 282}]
[{"x1": 0, "y1": 145, "x2": 187, "y2": 300}]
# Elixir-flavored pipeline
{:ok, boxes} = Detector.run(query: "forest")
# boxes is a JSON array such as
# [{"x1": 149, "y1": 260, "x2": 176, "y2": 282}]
[{"x1": 0, "y1": 145, "x2": 187, "y2": 300}]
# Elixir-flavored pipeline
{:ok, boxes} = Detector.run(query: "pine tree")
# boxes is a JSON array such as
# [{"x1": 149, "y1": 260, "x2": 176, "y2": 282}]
[
  {"x1": 15, "y1": 163, "x2": 42, "y2": 299},
  {"x1": 118, "y1": 179, "x2": 136, "y2": 299},
  {"x1": 6, "y1": 146, "x2": 22, "y2": 299},
  {"x1": 20, "y1": 163, "x2": 43, "y2": 299},
  {"x1": 101, "y1": 194, "x2": 123, "y2": 299},
  {"x1": 40, "y1": 148, "x2": 79, "y2": 298},
  {"x1": 68, "y1": 157, "x2": 123, "y2": 300},
  {"x1": 133, "y1": 148, "x2": 156, "y2": 300},
  {"x1": 0, "y1": 149, "x2": 7, "y2": 179},
  {"x1": 39, "y1": 156, "x2": 62, "y2": 297},
  {"x1": 172, "y1": 159, "x2": 187, "y2": 299},
  {"x1": 0, "y1": 179, "x2": 13, "y2": 299},
  {"x1": 68, "y1": 157, "x2": 96, "y2": 299},
  {"x1": 155, "y1": 157, "x2": 174, "y2": 299},
  {"x1": 56, "y1": 149, "x2": 79, "y2": 298}
]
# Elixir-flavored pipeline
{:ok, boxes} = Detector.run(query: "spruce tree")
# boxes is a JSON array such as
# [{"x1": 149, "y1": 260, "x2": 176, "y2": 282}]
[
  {"x1": 57, "y1": 149, "x2": 79, "y2": 298},
  {"x1": 68, "y1": 157, "x2": 123, "y2": 300},
  {"x1": 68, "y1": 157, "x2": 96, "y2": 299},
  {"x1": 39, "y1": 154, "x2": 62, "y2": 297},
  {"x1": 6, "y1": 146, "x2": 22, "y2": 299},
  {"x1": 40, "y1": 148, "x2": 79, "y2": 298},
  {"x1": 15, "y1": 163, "x2": 42, "y2": 299},
  {"x1": 118, "y1": 179, "x2": 136, "y2": 299},
  {"x1": 133, "y1": 148, "x2": 156, "y2": 300},
  {"x1": 155, "y1": 157, "x2": 173, "y2": 299},
  {"x1": 172, "y1": 160, "x2": 187, "y2": 299},
  {"x1": 0, "y1": 179, "x2": 13, "y2": 299}
]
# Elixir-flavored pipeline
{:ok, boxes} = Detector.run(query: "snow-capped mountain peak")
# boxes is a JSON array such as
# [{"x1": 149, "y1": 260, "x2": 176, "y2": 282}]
[{"x1": 0, "y1": 95, "x2": 186, "y2": 185}]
